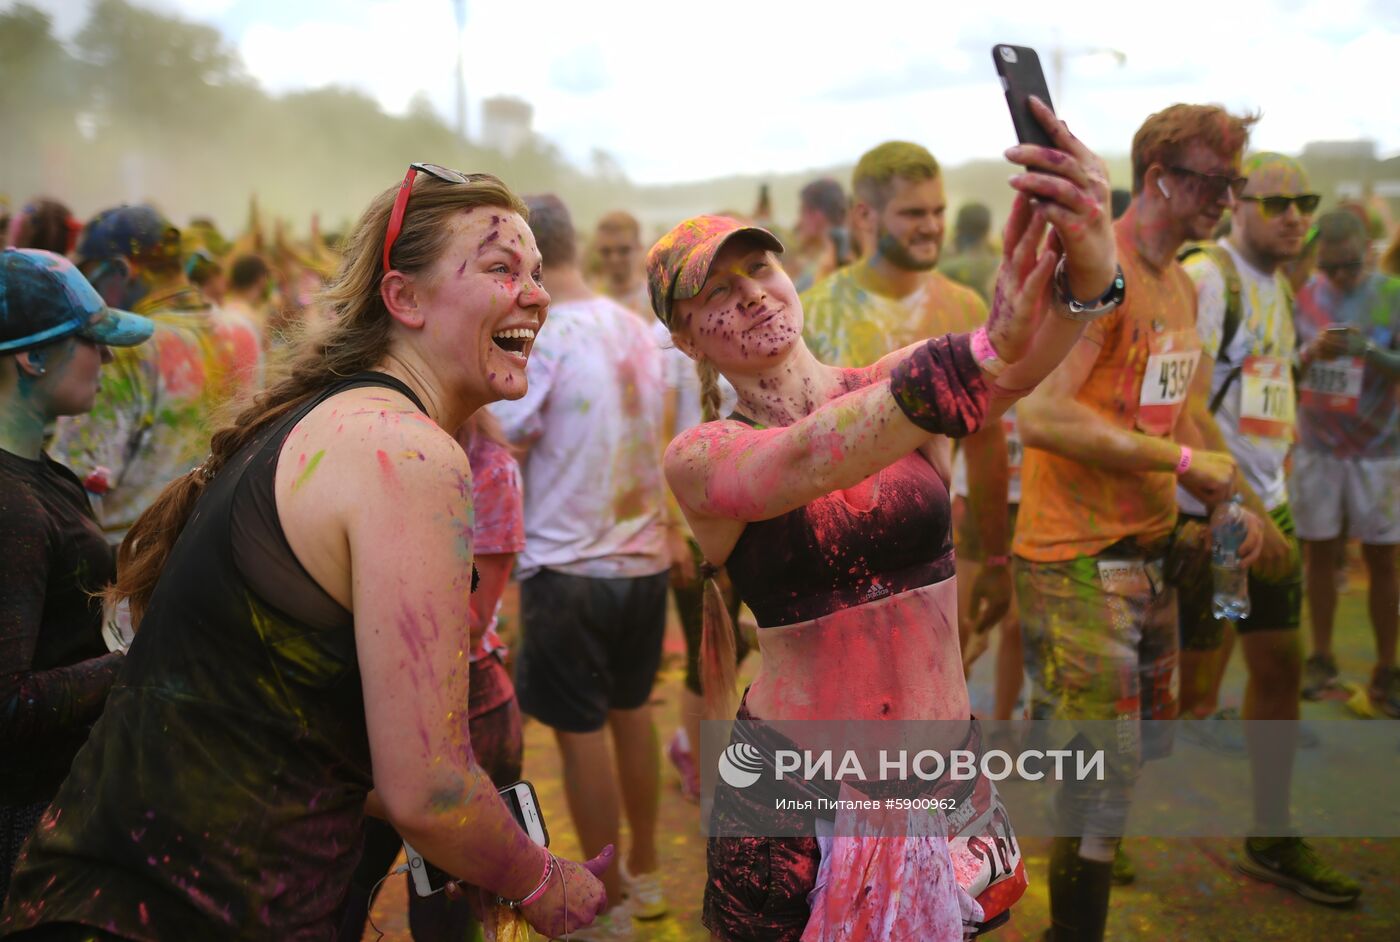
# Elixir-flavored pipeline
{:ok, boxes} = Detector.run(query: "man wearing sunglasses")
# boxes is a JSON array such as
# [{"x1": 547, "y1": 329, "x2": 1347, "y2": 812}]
[
  {"x1": 1174, "y1": 154, "x2": 1360, "y2": 905},
  {"x1": 1292, "y1": 210, "x2": 1400, "y2": 720}
]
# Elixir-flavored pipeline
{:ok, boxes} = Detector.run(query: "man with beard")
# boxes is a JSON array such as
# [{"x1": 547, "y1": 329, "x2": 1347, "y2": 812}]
[
  {"x1": 1014, "y1": 104, "x2": 1263, "y2": 941},
  {"x1": 1175, "y1": 153, "x2": 1359, "y2": 904},
  {"x1": 803, "y1": 142, "x2": 1015, "y2": 648}
]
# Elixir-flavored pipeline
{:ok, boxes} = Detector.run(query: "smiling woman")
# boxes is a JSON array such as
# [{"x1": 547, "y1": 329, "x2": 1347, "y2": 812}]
[{"x1": 0, "y1": 172, "x2": 610, "y2": 941}]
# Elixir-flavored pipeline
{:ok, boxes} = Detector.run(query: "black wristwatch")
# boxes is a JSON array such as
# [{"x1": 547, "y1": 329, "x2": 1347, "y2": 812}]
[{"x1": 1054, "y1": 258, "x2": 1125, "y2": 321}]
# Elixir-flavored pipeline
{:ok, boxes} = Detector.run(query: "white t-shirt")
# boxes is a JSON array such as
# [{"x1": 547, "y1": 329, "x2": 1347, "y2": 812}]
[
  {"x1": 491, "y1": 296, "x2": 669, "y2": 580},
  {"x1": 1178, "y1": 241, "x2": 1297, "y2": 516}
]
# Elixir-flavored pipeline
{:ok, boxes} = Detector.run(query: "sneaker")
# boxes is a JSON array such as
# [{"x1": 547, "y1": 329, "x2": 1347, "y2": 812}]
[
  {"x1": 1237, "y1": 837, "x2": 1361, "y2": 906},
  {"x1": 619, "y1": 861, "x2": 668, "y2": 920},
  {"x1": 667, "y1": 729, "x2": 700, "y2": 804},
  {"x1": 1368, "y1": 665, "x2": 1400, "y2": 719},
  {"x1": 1179, "y1": 707, "x2": 1247, "y2": 757},
  {"x1": 1111, "y1": 844, "x2": 1136, "y2": 886},
  {"x1": 1301, "y1": 654, "x2": 1339, "y2": 701},
  {"x1": 560, "y1": 902, "x2": 635, "y2": 941}
]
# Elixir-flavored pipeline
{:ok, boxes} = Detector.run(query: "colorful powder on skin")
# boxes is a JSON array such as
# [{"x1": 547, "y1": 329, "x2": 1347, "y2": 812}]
[
  {"x1": 291, "y1": 449, "x2": 325, "y2": 491},
  {"x1": 375, "y1": 449, "x2": 396, "y2": 483}
]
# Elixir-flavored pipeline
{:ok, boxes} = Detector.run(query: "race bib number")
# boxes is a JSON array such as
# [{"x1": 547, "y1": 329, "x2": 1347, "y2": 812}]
[
  {"x1": 1098, "y1": 559, "x2": 1151, "y2": 596},
  {"x1": 1238, "y1": 356, "x2": 1296, "y2": 439},
  {"x1": 948, "y1": 778, "x2": 1026, "y2": 921},
  {"x1": 1299, "y1": 356, "x2": 1364, "y2": 414},
  {"x1": 1003, "y1": 414, "x2": 1023, "y2": 475},
  {"x1": 1138, "y1": 349, "x2": 1197, "y2": 436}
]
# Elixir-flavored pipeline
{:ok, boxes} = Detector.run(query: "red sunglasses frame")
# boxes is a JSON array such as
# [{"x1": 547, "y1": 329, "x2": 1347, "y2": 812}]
[{"x1": 381, "y1": 163, "x2": 478, "y2": 273}]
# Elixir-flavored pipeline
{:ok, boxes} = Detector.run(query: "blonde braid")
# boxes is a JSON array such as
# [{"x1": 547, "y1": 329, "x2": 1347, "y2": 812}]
[{"x1": 696, "y1": 357, "x2": 722, "y2": 423}]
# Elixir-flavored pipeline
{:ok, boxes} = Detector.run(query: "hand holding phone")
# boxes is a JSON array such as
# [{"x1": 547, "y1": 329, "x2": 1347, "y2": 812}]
[
  {"x1": 1317, "y1": 324, "x2": 1364, "y2": 358},
  {"x1": 403, "y1": 780, "x2": 550, "y2": 898}
]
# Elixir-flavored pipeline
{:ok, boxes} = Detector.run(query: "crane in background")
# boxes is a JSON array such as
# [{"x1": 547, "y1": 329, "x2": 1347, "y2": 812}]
[{"x1": 452, "y1": 0, "x2": 468, "y2": 138}]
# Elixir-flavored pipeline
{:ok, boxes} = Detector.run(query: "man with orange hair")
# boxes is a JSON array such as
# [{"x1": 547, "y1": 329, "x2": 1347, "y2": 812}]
[{"x1": 1015, "y1": 104, "x2": 1262, "y2": 941}]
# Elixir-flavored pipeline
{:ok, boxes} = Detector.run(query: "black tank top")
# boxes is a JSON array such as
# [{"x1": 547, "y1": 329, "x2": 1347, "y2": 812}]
[
  {"x1": 1, "y1": 373, "x2": 425, "y2": 942},
  {"x1": 724, "y1": 368, "x2": 956, "y2": 628}
]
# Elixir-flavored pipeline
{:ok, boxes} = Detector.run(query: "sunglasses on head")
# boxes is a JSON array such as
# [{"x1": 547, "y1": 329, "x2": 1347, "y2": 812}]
[
  {"x1": 1167, "y1": 165, "x2": 1249, "y2": 200},
  {"x1": 382, "y1": 163, "x2": 488, "y2": 273},
  {"x1": 1238, "y1": 194, "x2": 1321, "y2": 219}
]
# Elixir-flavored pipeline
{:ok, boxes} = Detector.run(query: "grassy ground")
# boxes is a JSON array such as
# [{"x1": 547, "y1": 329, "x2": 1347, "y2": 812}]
[{"x1": 366, "y1": 561, "x2": 1399, "y2": 941}]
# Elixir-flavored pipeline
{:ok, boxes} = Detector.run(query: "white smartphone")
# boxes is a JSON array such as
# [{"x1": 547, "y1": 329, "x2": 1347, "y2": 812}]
[
  {"x1": 402, "y1": 779, "x2": 550, "y2": 898},
  {"x1": 500, "y1": 779, "x2": 550, "y2": 848},
  {"x1": 402, "y1": 839, "x2": 447, "y2": 898}
]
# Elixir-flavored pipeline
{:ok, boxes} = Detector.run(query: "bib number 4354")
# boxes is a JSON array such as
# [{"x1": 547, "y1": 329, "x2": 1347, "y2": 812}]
[{"x1": 1138, "y1": 350, "x2": 1197, "y2": 436}]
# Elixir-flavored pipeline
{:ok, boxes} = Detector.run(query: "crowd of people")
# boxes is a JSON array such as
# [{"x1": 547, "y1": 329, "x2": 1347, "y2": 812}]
[{"x1": 0, "y1": 93, "x2": 1397, "y2": 942}]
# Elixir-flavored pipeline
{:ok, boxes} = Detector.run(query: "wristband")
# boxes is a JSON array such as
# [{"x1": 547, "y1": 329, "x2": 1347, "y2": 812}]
[
  {"x1": 1174, "y1": 445, "x2": 1193, "y2": 476},
  {"x1": 984, "y1": 554, "x2": 1011, "y2": 568},
  {"x1": 501, "y1": 853, "x2": 554, "y2": 909},
  {"x1": 1053, "y1": 258, "x2": 1125, "y2": 320},
  {"x1": 969, "y1": 325, "x2": 1006, "y2": 378}
]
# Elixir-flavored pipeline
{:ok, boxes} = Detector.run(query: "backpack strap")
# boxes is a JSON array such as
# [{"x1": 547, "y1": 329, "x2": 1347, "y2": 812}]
[{"x1": 1179, "y1": 243, "x2": 1245, "y2": 414}]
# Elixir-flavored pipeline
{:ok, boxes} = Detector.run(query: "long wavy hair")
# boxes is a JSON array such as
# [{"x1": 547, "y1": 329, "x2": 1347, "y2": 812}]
[{"x1": 108, "y1": 172, "x2": 527, "y2": 626}]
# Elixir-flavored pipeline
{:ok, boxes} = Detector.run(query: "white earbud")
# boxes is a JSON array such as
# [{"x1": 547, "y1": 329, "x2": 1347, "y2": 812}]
[{"x1": 1157, "y1": 178, "x2": 1172, "y2": 199}]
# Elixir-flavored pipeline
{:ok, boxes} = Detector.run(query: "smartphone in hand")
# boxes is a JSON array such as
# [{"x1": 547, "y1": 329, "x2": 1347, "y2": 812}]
[
  {"x1": 500, "y1": 779, "x2": 550, "y2": 848},
  {"x1": 402, "y1": 780, "x2": 550, "y2": 898},
  {"x1": 993, "y1": 45, "x2": 1056, "y2": 149}
]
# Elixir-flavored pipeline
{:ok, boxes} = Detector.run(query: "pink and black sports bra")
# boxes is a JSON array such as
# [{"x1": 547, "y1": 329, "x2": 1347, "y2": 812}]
[
  {"x1": 722, "y1": 347, "x2": 992, "y2": 628},
  {"x1": 725, "y1": 440, "x2": 955, "y2": 627}
]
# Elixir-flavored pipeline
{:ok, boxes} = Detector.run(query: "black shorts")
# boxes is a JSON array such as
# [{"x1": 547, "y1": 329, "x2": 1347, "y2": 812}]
[
  {"x1": 1178, "y1": 503, "x2": 1303, "y2": 651},
  {"x1": 515, "y1": 568, "x2": 669, "y2": 732}
]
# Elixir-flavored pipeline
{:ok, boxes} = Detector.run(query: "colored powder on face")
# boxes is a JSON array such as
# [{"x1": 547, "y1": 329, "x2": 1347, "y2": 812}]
[{"x1": 291, "y1": 450, "x2": 325, "y2": 491}]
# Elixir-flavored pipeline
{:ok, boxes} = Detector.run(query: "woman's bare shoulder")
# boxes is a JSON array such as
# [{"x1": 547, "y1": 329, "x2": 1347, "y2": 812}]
[{"x1": 280, "y1": 386, "x2": 469, "y2": 504}]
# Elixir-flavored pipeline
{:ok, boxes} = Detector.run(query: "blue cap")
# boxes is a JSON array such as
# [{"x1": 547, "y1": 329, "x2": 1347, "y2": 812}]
[
  {"x1": 75, "y1": 205, "x2": 180, "y2": 266},
  {"x1": 0, "y1": 249, "x2": 154, "y2": 354}
]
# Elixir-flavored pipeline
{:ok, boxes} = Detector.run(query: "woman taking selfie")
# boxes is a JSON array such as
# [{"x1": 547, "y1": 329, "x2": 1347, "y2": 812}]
[{"x1": 650, "y1": 100, "x2": 1121, "y2": 940}]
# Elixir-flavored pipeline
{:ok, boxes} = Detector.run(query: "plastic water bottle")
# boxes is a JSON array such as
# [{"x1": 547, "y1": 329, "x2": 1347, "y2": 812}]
[{"x1": 1211, "y1": 495, "x2": 1251, "y2": 621}]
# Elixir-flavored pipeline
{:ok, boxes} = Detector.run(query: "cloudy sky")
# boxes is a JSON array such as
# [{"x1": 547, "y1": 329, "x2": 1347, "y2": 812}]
[{"x1": 20, "y1": 0, "x2": 1400, "y2": 183}]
